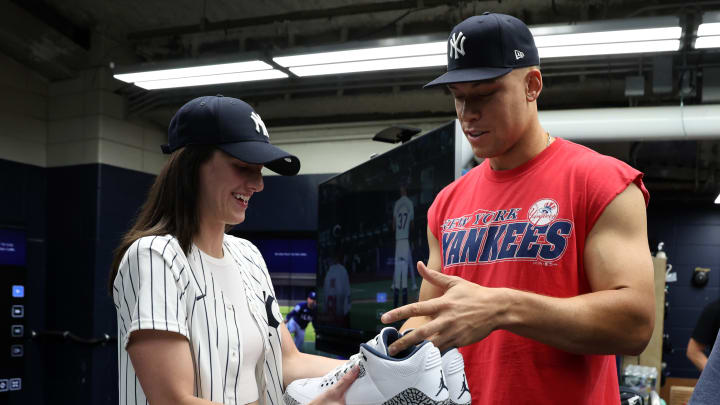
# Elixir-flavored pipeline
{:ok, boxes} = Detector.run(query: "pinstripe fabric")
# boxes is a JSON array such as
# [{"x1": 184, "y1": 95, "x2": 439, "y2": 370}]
[{"x1": 113, "y1": 234, "x2": 284, "y2": 405}]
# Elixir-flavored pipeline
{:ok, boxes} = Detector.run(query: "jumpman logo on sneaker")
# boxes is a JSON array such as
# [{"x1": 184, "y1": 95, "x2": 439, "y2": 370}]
[
  {"x1": 436, "y1": 370, "x2": 449, "y2": 396},
  {"x1": 458, "y1": 373, "x2": 470, "y2": 399}
]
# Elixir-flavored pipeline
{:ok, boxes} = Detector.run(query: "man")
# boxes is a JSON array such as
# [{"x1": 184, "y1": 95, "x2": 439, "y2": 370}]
[
  {"x1": 687, "y1": 298, "x2": 720, "y2": 371},
  {"x1": 380, "y1": 12, "x2": 655, "y2": 404},
  {"x1": 323, "y1": 249, "x2": 351, "y2": 325},
  {"x1": 391, "y1": 180, "x2": 417, "y2": 308},
  {"x1": 285, "y1": 290, "x2": 318, "y2": 351}
]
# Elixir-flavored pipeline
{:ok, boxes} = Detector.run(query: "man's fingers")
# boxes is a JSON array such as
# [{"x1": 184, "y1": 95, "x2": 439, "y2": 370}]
[
  {"x1": 417, "y1": 261, "x2": 458, "y2": 290},
  {"x1": 381, "y1": 299, "x2": 438, "y2": 324},
  {"x1": 387, "y1": 333, "x2": 416, "y2": 356},
  {"x1": 388, "y1": 319, "x2": 445, "y2": 356}
]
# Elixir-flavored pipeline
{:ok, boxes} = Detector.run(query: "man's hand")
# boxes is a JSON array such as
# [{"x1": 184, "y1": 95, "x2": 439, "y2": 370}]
[
  {"x1": 308, "y1": 366, "x2": 359, "y2": 405},
  {"x1": 381, "y1": 261, "x2": 509, "y2": 355}
]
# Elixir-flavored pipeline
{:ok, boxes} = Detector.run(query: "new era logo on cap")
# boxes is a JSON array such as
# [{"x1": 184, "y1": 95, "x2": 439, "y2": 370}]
[{"x1": 514, "y1": 50, "x2": 525, "y2": 60}]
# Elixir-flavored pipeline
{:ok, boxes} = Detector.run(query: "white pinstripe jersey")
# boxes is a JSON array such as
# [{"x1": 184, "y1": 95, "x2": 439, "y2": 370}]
[{"x1": 112, "y1": 234, "x2": 285, "y2": 405}]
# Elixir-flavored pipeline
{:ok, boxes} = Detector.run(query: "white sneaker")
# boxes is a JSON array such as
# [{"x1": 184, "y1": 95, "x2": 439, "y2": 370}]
[
  {"x1": 284, "y1": 327, "x2": 449, "y2": 405},
  {"x1": 440, "y1": 348, "x2": 471, "y2": 405},
  {"x1": 401, "y1": 329, "x2": 471, "y2": 405}
]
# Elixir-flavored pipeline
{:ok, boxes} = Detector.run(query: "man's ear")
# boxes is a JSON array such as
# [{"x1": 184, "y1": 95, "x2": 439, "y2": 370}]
[{"x1": 525, "y1": 68, "x2": 543, "y2": 102}]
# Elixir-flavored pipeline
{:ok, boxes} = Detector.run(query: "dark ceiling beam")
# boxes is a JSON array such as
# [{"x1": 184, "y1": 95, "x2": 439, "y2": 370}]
[
  {"x1": 10, "y1": 0, "x2": 91, "y2": 50},
  {"x1": 127, "y1": 0, "x2": 460, "y2": 41}
]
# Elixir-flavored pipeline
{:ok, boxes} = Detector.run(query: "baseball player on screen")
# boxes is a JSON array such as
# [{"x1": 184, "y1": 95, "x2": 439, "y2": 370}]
[{"x1": 391, "y1": 180, "x2": 417, "y2": 308}]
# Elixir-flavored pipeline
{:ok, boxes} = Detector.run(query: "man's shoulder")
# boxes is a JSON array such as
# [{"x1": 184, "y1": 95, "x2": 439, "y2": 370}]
[{"x1": 555, "y1": 139, "x2": 629, "y2": 171}]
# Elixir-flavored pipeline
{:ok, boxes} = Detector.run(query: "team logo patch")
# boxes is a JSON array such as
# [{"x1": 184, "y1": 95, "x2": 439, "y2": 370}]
[
  {"x1": 265, "y1": 295, "x2": 283, "y2": 328},
  {"x1": 528, "y1": 199, "x2": 559, "y2": 226}
]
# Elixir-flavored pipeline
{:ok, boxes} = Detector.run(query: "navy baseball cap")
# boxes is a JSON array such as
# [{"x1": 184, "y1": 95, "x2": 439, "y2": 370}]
[
  {"x1": 425, "y1": 12, "x2": 539, "y2": 87},
  {"x1": 162, "y1": 95, "x2": 300, "y2": 176},
  {"x1": 307, "y1": 291, "x2": 317, "y2": 300}
]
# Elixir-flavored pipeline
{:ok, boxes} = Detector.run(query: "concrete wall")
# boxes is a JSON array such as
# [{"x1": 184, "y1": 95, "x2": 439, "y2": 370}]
[{"x1": 0, "y1": 52, "x2": 48, "y2": 167}]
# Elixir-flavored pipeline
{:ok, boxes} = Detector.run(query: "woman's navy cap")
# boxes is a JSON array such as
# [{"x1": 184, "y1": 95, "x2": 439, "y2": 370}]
[
  {"x1": 162, "y1": 95, "x2": 300, "y2": 176},
  {"x1": 425, "y1": 12, "x2": 539, "y2": 87}
]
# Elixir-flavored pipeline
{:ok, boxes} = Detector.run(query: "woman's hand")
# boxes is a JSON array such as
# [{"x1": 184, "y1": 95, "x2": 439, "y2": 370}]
[{"x1": 307, "y1": 366, "x2": 359, "y2": 405}]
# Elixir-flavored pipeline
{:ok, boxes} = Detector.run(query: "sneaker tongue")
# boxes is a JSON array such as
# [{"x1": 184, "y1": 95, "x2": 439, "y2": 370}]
[{"x1": 368, "y1": 327, "x2": 400, "y2": 356}]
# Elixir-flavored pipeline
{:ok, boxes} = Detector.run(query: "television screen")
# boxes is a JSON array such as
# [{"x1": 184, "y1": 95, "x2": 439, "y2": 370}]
[
  {"x1": 0, "y1": 228, "x2": 26, "y2": 267},
  {"x1": 316, "y1": 121, "x2": 458, "y2": 355},
  {"x1": 252, "y1": 238, "x2": 317, "y2": 274}
]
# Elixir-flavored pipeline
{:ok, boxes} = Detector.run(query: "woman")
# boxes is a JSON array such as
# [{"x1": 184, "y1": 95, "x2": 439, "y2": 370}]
[{"x1": 110, "y1": 95, "x2": 356, "y2": 405}]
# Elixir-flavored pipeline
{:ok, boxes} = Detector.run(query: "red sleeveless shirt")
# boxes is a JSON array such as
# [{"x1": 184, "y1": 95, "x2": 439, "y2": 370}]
[{"x1": 427, "y1": 138, "x2": 649, "y2": 405}]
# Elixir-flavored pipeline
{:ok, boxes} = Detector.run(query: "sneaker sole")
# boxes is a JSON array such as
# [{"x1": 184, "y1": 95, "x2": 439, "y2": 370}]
[{"x1": 283, "y1": 387, "x2": 449, "y2": 405}]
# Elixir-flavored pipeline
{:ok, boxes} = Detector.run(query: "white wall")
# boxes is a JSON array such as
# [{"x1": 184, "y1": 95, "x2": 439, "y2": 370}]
[
  {"x1": 267, "y1": 117, "x2": 455, "y2": 175},
  {"x1": 46, "y1": 69, "x2": 167, "y2": 174}
]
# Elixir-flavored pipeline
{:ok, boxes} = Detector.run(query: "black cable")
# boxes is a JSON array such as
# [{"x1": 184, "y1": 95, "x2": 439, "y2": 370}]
[{"x1": 30, "y1": 330, "x2": 116, "y2": 346}]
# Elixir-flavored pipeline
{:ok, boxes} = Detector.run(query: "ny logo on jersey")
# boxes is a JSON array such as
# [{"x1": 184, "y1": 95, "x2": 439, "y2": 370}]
[
  {"x1": 449, "y1": 32, "x2": 466, "y2": 59},
  {"x1": 250, "y1": 111, "x2": 269, "y2": 138}
]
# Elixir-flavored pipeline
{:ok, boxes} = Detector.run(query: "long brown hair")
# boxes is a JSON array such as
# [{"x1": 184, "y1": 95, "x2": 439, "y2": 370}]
[{"x1": 108, "y1": 144, "x2": 216, "y2": 293}]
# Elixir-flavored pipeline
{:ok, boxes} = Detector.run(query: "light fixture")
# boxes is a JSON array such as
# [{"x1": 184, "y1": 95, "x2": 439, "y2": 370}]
[
  {"x1": 134, "y1": 70, "x2": 288, "y2": 90},
  {"x1": 695, "y1": 11, "x2": 720, "y2": 49},
  {"x1": 274, "y1": 16, "x2": 681, "y2": 77},
  {"x1": 715, "y1": 192, "x2": 720, "y2": 204},
  {"x1": 273, "y1": 41, "x2": 446, "y2": 77},
  {"x1": 113, "y1": 60, "x2": 287, "y2": 90},
  {"x1": 115, "y1": 16, "x2": 683, "y2": 88},
  {"x1": 531, "y1": 17, "x2": 681, "y2": 58}
]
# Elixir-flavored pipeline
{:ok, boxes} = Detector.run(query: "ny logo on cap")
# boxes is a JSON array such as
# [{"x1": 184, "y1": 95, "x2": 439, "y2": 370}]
[
  {"x1": 514, "y1": 50, "x2": 525, "y2": 60},
  {"x1": 449, "y1": 31, "x2": 466, "y2": 59},
  {"x1": 250, "y1": 111, "x2": 269, "y2": 138}
]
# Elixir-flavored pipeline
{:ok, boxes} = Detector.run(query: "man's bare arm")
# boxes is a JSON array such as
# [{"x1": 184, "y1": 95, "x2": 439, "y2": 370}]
[{"x1": 687, "y1": 338, "x2": 709, "y2": 371}]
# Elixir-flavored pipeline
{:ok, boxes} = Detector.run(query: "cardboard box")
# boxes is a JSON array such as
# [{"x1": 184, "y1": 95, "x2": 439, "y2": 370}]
[{"x1": 669, "y1": 386, "x2": 694, "y2": 405}]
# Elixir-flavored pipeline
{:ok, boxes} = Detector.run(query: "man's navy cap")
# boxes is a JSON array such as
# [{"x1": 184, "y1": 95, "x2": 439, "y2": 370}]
[
  {"x1": 308, "y1": 291, "x2": 317, "y2": 300},
  {"x1": 425, "y1": 12, "x2": 539, "y2": 87},
  {"x1": 163, "y1": 95, "x2": 300, "y2": 176}
]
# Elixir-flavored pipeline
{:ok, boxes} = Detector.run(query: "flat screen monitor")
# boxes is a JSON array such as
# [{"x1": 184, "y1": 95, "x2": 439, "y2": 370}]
[
  {"x1": 252, "y1": 238, "x2": 317, "y2": 275},
  {"x1": 0, "y1": 228, "x2": 26, "y2": 267},
  {"x1": 316, "y1": 121, "x2": 469, "y2": 356}
]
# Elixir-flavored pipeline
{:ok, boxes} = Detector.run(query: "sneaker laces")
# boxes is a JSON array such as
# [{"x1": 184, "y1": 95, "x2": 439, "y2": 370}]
[{"x1": 319, "y1": 353, "x2": 363, "y2": 388}]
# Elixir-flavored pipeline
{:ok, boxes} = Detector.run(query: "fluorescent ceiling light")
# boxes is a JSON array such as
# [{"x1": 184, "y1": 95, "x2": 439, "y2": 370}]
[
  {"x1": 274, "y1": 42, "x2": 445, "y2": 67},
  {"x1": 117, "y1": 17, "x2": 683, "y2": 86},
  {"x1": 715, "y1": 192, "x2": 720, "y2": 204},
  {"x1": 532, "y1": 27, "x2": 681, "y2": 47},
  {"x1": 695, "y1": 13, "x2": 720, "y2": 49},
  {"x1": 288, "y1": 54, "x2": 446, "y2": 77},
  {"x1": 114, "y1": 60, "x2": 273, "y2": 83},
  {"x1": 698, "y1": 22, "x2": 720, "y2": 37},
  {"x1": 134, "y1": 70, "x2": 288, "y2": 90},
  {"x1": 275, "y1": 20, "x2": 681, "y2": 77},
  {"x1": 695, "y1": 35, "x2": 720, "y2": 49},
  {"x1": 539, "y1": 39, "x2": 680, "y2": 58}
]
